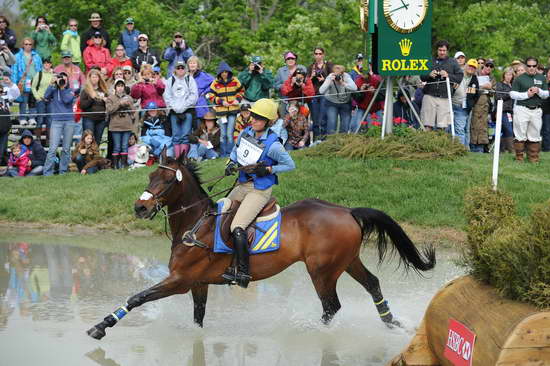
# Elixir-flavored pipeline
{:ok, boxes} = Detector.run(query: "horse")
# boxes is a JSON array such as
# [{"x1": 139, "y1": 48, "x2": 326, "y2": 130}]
[{"x1": 86, "y1": 150, "x2": 436, "y2": 340}]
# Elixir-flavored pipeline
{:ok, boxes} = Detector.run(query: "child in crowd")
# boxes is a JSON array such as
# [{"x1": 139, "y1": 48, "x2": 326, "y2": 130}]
[
  {"x1": 3, "y1": 143, "x2": 31, "y2": 177},
  {"x1": 72, "y1": 129, "x2": 103, "y2": 175},
  {"x1": 140, "y1": 101, "x2": 173, "y2": 158},
  {"x1": 283, "y1": 104, "x2": 309, "y2": 150},
  {"x1": 127, "y1": 133, "x2": 138, "y2": 166},
  {"x1": 188, "y1": 111, "x2": 220, "y2": 161},
  {"x1": 233, "y1": 103, "x2": 252, "y2": 141},
  {"x1": 106, "y1": 78, "x2": 134, "y2": 169}
]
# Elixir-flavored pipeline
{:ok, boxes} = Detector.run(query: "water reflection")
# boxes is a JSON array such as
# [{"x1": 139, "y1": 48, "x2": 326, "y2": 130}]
[{"x1": 0, "y1": 238, "x2": 464, "y2": 366}]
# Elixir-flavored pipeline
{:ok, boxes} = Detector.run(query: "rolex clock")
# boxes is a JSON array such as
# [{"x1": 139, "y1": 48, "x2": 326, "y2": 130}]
[{"x1": 383, "y1": 0, "x2": 428, "y2": 34}]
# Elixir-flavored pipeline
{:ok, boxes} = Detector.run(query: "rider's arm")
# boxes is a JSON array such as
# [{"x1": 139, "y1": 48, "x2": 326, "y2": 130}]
[{"x1": 266, "y1": 141, "x2": 295, "y2": 174}]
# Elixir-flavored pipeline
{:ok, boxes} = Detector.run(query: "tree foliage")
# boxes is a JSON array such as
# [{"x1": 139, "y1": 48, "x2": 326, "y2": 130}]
[{"x1": 16, "y1": 0, "x2": 550, "y2": 74}]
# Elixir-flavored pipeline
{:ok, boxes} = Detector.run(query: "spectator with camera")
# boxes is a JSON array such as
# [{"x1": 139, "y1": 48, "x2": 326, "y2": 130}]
[
  {"x1": 43, "y1": 72, "x2": 76, "y2": 176},
  {"x1": 306, "y1": 47, "x2": 333, "y2": 138},
  {"x1": 470, "y1": 58, "x2": 495, "y2": 153},
  {"x1": 238, "y1": 56, "x2": 273, "y2": 103},
  {"x1": 131, "y1": 63, "x2": 166, "y2": 109},
  {"x1": 80, "y1": 69, "x2": 108, "y2": 145},
  {"x1": 0, "y1": 70, "x2": 20, "y2": 165},
  {"x1": 118, "y1": 18, "x2": 140, "y2": 59},
  {"x1": 19, "y1": 129, "x2": 46, "y2": 176},
  {"x1": 132, "y1": 34, "x2": 160, "y2": 72},
  {"x1": 54, "y1": 51, "x2": 85, "y2": 93},
  {"x1": 281, "y1": 68, "x2": 314, "y2": 105},
  {"x1": 81, "y1": 13, "x2": 111, "y2": 52},
  {"x1": 60, "y1": 19, "x2": 82, "y2": 65},
  {"x1": 208, "y1": 61, "x2": 244, "y2": 156},
  {"x1": 0, "y1": 16, "x2": 16, "y2": 54},
  {"x1": 31, "y1": 58, "x2": 54, "y2": 145},
  {"x1": 163, "y1": 60, "x2": 198, "y2": 158},
  {"x1": 12, "y1": 37, "x2": 42, "y2": 127},
  {"x1": 83, "y1": 31, "x2": 111, "y2": 75},
  {"x1": 274, "y1": 51, "x2": 306, "y2": 97},
  {"x1": 163, "y1": 32, "x2": 194, "y2": 77},
  {"x1": 319, "y1": 65, "x2": 357, "y2": 134},
  {"x1": 31, "y1": 16, "x2": 57, "y2": 62},
  {"x1": 420, "y1": 40, "x2": 463, "y2": 131},
  {"x1": 0, "y1": 37, "x2": 15, "y2": 75},
  {"x1": 353, "y1": 61, "x2": 382, "y2": 132}
]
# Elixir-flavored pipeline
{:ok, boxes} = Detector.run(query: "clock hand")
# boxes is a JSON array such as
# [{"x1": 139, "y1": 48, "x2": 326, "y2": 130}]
[
  {"x1": 399, "y1": 0, "x2": 409, "y2": 10},
  {"x1": 389, "y1": 3, "x2": 409, "y2": 14}
]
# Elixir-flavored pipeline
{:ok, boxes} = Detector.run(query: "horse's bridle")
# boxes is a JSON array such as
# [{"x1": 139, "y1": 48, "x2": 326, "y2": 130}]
[{"x1": 143, "y1": 164, "x2": 179, "y2": 219}]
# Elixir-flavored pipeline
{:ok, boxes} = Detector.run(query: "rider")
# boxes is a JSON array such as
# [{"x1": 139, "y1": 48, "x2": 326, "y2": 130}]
[{"x1": 223, "y1": 98, "x2": 295, "y2": 288}]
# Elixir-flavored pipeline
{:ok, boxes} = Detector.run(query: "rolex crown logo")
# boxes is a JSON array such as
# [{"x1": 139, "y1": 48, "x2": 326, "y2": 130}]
[{"x1": 399, "y1": 39, "x2": 412, "y2": 57}]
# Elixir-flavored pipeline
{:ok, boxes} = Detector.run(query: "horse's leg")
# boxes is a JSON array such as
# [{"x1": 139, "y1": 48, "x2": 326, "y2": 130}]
[
  {"x1": 345, "y1": 256, "x2": 401, "y2": 328},
  {"x1": 191, "y1": 284, "x2": 208, "y2": 327},
  {"x1": 87, "y1": 275, "x2": 186, "y2": 340},
  {"x1": 307, "y1": 265, "x2": 342, "y2": 324}
]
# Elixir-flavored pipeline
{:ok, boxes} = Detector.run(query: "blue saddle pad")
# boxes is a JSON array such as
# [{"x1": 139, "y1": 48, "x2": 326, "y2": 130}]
[{"x1": 213, "y1": 201, "x2": 282, "y2": 254}]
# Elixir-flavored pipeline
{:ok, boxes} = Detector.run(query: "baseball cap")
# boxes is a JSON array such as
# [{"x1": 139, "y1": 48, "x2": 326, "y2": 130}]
[
  {"x1": 61, "y1": 50, "x2": 72, "y2": 58},
  {"x1": 93, "y1": 31, "x2": 102, "y2": 38},
  {"x1": 466, "y1": 59, "x2": 478, "y2": 69},
  {"x1": 114, "y1": 78, "x2": 125, "y2": 86},
  {"x1": 145, "y1": 101, "x2": 158, "y2": 110},
  {"x1": 138, "y1": 34, "x2": 148, "y2": 40},
  {"x1": 485, "y1": 58, "x2": 495, "y2": 66},
  {"x1": 356, "y1": 53, "x2": 364, "y2": 60},
  {"x1": 152, "y1": 66, "x2": 161, "y2": 73},
  {"x1": 175, "y1": 60, "x2": 185, "y2": 68},
  {"x1": 122, "y1": 65, "x2": 132, "y2": 72},
  {"x1": 284, "y1": 51, "x2": 297, "y2": 60},
  {"x1": 174, "y1": 32, "x2": 182, "y2": 37},
  {"x1": 240, "y1": 103, "x2": 251, "y2": 111},
  {"x1": 511, "y1": 59, "x2": 523, "y2": 66},
  {"x1": 88, "y1": 13, "x2": 102, "y2": 21},
  {"x1": 454, "y1": 51, "x2": 465, "y2": 59},
  {"x1": 125, "y1": 17, "x2": 134, "y2": 24},
  {"x1": 295, "y1": 68, "x2": 307, "y2": 76},
  {"x1": 251, "y1": 56, "x2": 262, "y2": 64}
]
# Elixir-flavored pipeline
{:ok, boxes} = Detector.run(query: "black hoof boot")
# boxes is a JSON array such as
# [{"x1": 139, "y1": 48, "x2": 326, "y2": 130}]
[{"x1": 87, "y1": 325, "x2": 106, "y2": 340}]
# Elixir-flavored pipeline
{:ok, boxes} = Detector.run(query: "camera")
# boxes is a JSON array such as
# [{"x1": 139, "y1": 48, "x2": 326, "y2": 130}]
[
  {"x1": 295, "y1": 76, "x2": 304, "y2": 85},
  {"x1": 40, "y1": 24, "x2": 47, "y2": 30},
  {"x1": 55, "y1": 73, "x2": 67, "y2": 88},
  {"x1": 0, "y1": 40, "x2": 5, "y2": 46},
  {"x1": 335, "y1": 74, "x2": 342, "y2": 82},
  {"x1": 253, "y1": 63, "x2": 261, "y2": 72},
  {"x1": 144, "y1": 78, "x2": 150, "y2": 83}
]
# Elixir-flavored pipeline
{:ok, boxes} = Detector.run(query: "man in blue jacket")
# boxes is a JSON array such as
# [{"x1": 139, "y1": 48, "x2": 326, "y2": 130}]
[
  {"x1": 162, "y1": 32, "x2": 194, "y2": 77},
  {"x1": 118, "y1": 18, "x2": 140, "y2": 58}
]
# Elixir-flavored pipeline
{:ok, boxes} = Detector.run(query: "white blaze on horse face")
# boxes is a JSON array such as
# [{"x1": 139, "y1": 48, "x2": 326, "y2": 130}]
[{"x1": 140, "y1": 191, "x2": 153, "y2": 201}]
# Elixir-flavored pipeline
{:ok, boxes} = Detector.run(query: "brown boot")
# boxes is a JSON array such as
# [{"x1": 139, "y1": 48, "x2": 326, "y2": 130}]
[
  {"x1": 514, "y1": 140, "x2": 525, "y2": 161},
  {"x1": 502, "y1": 137, "x2": 514, "y2": 153},
  {"x1": 526, "y1": 141, "x2": 541, "y2": 163}
]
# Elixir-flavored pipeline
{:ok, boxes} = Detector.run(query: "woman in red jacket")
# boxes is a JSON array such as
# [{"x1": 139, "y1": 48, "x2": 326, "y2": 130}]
[
  {"x1": 83, "y1": 31, "x2": 111, "y2": 75},
  {"x1": 108, "y1": 45, "x2": 133, "y2": 77},
  {"x1": 130, "y1": 64, "x2": 166, "y2": 109}
]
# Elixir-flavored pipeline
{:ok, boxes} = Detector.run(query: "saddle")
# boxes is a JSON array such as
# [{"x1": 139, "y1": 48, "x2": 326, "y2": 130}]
[{"x1": 217, "y1": 197, "x2": 279, "y2": 247}]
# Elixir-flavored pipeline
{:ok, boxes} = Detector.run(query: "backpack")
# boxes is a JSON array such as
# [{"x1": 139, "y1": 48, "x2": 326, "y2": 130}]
[{"x1": 0, "y1": 105, "x2": 12, "y2": 135}]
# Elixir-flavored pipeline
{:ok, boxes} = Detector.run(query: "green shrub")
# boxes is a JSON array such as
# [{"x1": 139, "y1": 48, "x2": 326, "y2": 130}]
[
  {"x1": 300, "y1": 131, "x2": 467, "y2": 161},
  {"x1": 463, "y1": 186, "x2": 550, "y2": 309}
]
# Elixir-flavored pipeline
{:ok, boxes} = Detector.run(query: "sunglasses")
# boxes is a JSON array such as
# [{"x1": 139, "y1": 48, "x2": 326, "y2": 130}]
[
  {"x1": 69, "y1": 24, "x2": 77, "y2": 27},
  {"x1": 123, "y1": 70, "x2": 132, "y2": 74},
  {"x1": 174, "y1": 35, "x2": 182, "y2": 38},
  {"x1": 62, "y1": 56, "x2": 71, "y2": 58},
  {"x1": 23, "y1": 43, "x2": 32, "y2": 46},
  {"x1": 526, "y1": 64, "x2": 538, "y2": 68},
  {"x1": 93, "y1": 35, "x2": 102, "y2": 38},
  {"x1": 116, "y1": 48, "x2": 124, "y2": 51},
  {"x1": 138, "y1": 39, "x2": 147, "y2": 41},
  {"x1": 485, "y1": 64, "x2": 494, "y2": 69},
  {"x1": 175, "y1": 66, "x2": 185, "y2": 70},
  {"x1": 314, "y1": 52, "x2": 323, "y2": 55}
]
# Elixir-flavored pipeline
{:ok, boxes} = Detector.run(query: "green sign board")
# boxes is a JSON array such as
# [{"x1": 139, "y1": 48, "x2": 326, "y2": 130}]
[{"x1": 375, "y1": 0, "x2": 433, "y2": 76}]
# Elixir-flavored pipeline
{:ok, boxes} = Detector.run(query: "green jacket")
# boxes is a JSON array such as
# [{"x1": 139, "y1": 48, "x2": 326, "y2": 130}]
[
  {"x1": 31, "y1": 30, "x2": 57, "y2": 61},
  {"x1": 238, "y1": 69, "x2": 273, "y2": 102},
  {"x1": 31, "y1": 70, "x2": 54, "y2": 100},
  {"x1": 60, "y1": 30, "x2": 82, "y2": 63}
]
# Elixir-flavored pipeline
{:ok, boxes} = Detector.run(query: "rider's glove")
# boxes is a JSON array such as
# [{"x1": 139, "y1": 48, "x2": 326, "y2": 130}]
[
  {"x1": 252, "y1": 163, "x2": 270, "y2": 177},
  {"x1": 225, "y1": 161, "x2": 238, "y2": 176}
]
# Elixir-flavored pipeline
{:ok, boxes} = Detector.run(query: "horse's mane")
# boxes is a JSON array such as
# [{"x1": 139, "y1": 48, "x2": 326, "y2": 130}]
[{"x1": 166, "y1": 157, "x2": 214, "y2": 207}]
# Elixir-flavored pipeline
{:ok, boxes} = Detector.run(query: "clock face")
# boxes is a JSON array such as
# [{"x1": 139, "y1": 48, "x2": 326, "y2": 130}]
[{"x1": 383, "y1": 0, "x2": 428, "y2": 34}]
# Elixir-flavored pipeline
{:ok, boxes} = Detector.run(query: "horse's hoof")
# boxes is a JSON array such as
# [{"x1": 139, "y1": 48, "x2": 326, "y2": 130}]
[
  {"x1": 383, "y1": 318, "x2": 403, "y2": 329},
  {"x1": 87, "y1": 326, "x2": 106, "y2": 340}
]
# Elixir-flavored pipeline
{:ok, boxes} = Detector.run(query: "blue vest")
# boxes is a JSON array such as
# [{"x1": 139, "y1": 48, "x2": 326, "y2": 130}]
[
  {"x1": 121, "y1": 30, "x2": 140, "y2": 57},
  {"x1": 238, "y1": 127, "x2": 279, "y2": 190}
]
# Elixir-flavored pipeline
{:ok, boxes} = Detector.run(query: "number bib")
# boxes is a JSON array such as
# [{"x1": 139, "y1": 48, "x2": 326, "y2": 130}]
[{"x1": 236, "y1": 135, "x2": 264, "y2": 166}]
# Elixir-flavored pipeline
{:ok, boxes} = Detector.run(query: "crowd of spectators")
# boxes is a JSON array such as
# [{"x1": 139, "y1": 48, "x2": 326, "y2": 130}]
[{"x1": 0, "y1": 13, "x2": 548, "y2": 177}]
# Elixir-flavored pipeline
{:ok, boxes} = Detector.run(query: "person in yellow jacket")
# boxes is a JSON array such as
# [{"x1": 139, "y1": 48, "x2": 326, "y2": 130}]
[{"x1": 60, "y1": 19, "x2": 82, "y2": 64}]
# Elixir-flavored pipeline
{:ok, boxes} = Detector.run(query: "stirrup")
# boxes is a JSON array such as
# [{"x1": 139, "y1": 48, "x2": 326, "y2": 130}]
[
  {"x1": 221, "y1": 267, "x2": 237, "y2": 284},
  {"x1": 235, "y1": 271, "x2": 252, "y2": 288}
]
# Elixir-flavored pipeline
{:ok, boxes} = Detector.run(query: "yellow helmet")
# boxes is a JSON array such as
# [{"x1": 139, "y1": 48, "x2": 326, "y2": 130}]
[{"x1": 249, "y1": 98, "x2": 279, "y2": 122}]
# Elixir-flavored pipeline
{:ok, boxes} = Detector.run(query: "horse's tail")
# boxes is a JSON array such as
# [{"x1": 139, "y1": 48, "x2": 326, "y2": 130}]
[{"x1": 350, "y1": 207, "x2": 436, "y2": 273}]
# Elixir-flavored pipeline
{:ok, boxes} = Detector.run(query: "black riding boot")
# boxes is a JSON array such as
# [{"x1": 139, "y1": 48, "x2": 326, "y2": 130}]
[{"x1": 221, "y1": 227, "x2": 251, "y2": 288}]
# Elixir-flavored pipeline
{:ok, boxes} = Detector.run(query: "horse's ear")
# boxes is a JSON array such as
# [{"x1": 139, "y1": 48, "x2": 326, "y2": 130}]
[
  {"x1": 160, "y1": 146, "x2": 168, "y2": 165},
  {"x1": 176, "y1": 149, "x2": 188, "y2": 166}
]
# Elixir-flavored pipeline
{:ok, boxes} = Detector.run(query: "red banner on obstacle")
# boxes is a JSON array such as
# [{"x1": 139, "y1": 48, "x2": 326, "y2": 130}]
[{"x1": 443, "y1": 318, "x2": 476, "y2": 366}]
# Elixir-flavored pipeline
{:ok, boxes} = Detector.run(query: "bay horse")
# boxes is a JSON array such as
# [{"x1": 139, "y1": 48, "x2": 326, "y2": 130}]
[{"x1": 87, "y1": 150, "x2": 435, "y2": 340}]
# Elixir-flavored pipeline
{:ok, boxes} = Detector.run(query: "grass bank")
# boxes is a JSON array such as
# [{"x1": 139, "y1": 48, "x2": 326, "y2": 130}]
[{"x1": 1, "y1": 151, "x2": 549, "y2": 242}]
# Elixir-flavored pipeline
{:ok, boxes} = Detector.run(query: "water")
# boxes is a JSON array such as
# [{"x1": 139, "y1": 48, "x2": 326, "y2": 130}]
[{"x1": 0, "y1": 231, "x2": 464, "y2": 366}]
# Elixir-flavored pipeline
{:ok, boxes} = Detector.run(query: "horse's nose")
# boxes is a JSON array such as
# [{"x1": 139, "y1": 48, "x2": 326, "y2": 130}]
[{"x1": 135, "y1": 203, "x2": 148, "y2": 217}]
